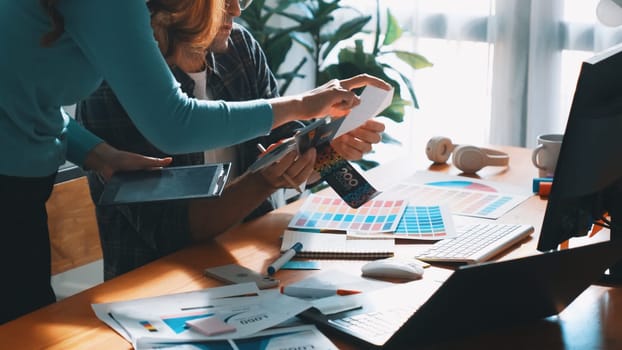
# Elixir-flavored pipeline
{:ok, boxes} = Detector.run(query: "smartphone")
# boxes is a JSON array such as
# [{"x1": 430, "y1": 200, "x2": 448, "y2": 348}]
[{"x1": 204, "y1": 264, "x2": 280, "y2": 289}]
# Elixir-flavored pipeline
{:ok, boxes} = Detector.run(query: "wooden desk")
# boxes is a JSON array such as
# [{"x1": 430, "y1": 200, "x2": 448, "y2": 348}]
[{"x1": 1, "y1": 146, "x2": 620, "y2": 349}]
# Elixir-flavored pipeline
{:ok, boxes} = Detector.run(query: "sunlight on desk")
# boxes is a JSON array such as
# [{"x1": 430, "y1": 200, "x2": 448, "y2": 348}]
[{"x1": 1, "y1": 147, "x2": 621, "y2": 350}]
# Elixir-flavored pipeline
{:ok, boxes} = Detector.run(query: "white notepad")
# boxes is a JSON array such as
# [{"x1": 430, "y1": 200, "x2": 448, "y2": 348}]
[{"x1": 281, "y1": 230, "x2": 394, "y2": 259}]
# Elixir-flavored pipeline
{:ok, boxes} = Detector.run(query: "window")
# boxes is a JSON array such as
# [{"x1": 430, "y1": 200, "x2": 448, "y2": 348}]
[{"x1": 338, "y1": 0, "x2": 622, "y2": 165}]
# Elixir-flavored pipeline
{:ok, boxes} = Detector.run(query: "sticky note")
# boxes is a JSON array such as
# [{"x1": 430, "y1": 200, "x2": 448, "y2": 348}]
[{"x1": 185, "y1": 317, "x2": 236, "y2": 336}]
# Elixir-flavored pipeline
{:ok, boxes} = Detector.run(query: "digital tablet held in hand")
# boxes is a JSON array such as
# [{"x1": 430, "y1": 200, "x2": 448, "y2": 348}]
[{"x1": 98, "y1": 163, "x2": 230, "y2": 206}]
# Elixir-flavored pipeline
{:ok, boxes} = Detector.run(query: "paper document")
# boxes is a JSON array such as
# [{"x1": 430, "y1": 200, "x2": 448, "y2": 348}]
[
  {"x1": 347, "y1": 204, "x2": 457, "y2": 240},
  {"x1": 334, "y1": 85, "x2": 394, "y2": 138},
  {"x1": 284, "y1": 269, "x2": 395, "y2": 314},
  {"x1": 381, "y1": 171, "x2": 531, "y2": 219},
  {"x1": 92, "y1": 283, "x2": 312, "y2": 348},
  {"x1": 289, "y1": 194, "x2": 407, "y2": 233},
  {"x1": 137, "y1": 324, "x2": 338, "y2": 350}
]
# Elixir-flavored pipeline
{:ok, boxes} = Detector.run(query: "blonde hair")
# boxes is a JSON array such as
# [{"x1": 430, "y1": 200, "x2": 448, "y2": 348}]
[
  {"x1": 148, "y1": 0, "x2": 224, "y2": 64},
  {"x1": 40, "y1": 0, "x2": 225, "y2": 55}
]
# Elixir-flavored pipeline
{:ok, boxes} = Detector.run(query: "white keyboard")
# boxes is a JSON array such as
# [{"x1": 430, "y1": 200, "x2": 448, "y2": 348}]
[
  {"x1": 329, "y1": 306, "x2": 413, "y2": 343},
  {"x1": 416, "y1": 223, "x2": 534, "y2": 264}
]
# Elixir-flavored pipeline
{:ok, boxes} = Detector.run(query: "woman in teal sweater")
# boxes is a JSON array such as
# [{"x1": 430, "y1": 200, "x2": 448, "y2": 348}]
[{"x1": 0, "y1": 0, "x2": 389, "y2": 323}]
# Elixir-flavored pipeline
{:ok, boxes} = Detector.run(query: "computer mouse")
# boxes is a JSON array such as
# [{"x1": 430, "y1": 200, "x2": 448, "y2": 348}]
[{"x1": 361, "y1": 257, "x2": 425, "y2": 280}]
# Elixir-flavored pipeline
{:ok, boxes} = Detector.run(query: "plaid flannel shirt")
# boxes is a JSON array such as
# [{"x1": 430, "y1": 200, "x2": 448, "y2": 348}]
[{"x1": 76, "y1": 24, "x2": 302, "y2": 280}]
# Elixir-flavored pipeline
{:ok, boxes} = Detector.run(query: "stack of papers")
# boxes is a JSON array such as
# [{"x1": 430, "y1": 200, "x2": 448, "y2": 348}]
[
  {"x1": 285, "y1": 171, "x2": 534, "y2": 241},
  {"x1": 92, "y1": 283, "x2": 337, "y2": 349}
]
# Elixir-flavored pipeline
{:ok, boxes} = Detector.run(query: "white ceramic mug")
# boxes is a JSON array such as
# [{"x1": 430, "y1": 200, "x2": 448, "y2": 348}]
[{"x1": 532, "y1": 133, "x2": 563, "y2": 178}]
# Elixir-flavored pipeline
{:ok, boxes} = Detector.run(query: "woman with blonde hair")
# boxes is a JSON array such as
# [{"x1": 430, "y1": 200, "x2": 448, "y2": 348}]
[{"x1": 0, "y1": 0, "x2": 389, "y2": 323}]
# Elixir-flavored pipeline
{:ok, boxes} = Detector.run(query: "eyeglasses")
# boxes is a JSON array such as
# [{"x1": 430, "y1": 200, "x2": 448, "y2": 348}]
[
  {"x1": 225, "y1": 0, "x2": 254, "y2": 11},
  {"x1": 240, "y1": 0, "x2": 253, "y2": 10}
]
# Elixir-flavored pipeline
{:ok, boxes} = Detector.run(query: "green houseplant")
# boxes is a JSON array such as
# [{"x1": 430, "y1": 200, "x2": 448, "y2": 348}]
[{"x1": 239, "y1": 0, "x2": 432, "y2": 168}]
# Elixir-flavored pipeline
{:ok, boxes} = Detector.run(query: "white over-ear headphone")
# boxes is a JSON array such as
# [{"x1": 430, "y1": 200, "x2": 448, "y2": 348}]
[{"x1": 425, "y1": 136, "x2": 510, "y2": 173}]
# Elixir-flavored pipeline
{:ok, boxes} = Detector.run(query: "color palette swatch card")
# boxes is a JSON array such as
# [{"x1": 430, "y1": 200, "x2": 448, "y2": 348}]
[
  {"x1": 288, "y1": 194, "x2": 407, "y2": 233},
  {"x1": 384, "y1": 182, "x2": 528, "y2": 220},
  {"x1": 349, "y1": 205, "x2": 456, "y2": 240}
]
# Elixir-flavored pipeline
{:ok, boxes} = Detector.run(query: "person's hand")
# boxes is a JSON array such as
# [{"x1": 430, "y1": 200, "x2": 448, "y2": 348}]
[
  {"x1": 303, "y1": 74, "x2": 392, "y2": 118},
  {"x1": 258, "y1": 148, "x2": 317, "y2": 191},
  {"x1": 269, "y1": 74, "x2": 391, "y2": 127},
  {"x1": 331, "y1": 119, "x2": 386, "y2": 161},
  {"x1": 84, "y1": 142, "x2": 172, "y2": 181}
]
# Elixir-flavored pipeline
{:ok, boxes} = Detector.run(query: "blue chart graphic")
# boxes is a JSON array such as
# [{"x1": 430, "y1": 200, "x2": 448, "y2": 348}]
[
  {"x1": 394, "y1": 205, "x2": 448, "y2": 238},
  {"x1": 426, "y1": 180, "x2": 497, "y2": 193},
  {"x1": 478, "y1": 196, "x2": 512, "y2": 216}
]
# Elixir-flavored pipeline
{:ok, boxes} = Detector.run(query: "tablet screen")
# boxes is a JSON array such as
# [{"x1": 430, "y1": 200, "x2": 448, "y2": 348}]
[{"x1": 98, "y1": 163, "x2": 230, "y2": 205}]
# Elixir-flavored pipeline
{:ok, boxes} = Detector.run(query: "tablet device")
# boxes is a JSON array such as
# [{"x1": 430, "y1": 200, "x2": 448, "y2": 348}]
[{"x1": 98, "y1": 163, "x2": 230, "y2": 206}]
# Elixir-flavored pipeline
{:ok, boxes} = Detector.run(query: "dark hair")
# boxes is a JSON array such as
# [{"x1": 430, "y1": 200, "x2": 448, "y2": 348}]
[{"x1": 40, "y1": 0, "x2": 63, "y2": 47}]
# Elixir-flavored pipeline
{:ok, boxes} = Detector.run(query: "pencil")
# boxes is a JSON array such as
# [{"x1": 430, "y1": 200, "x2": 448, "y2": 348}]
[
  {"x1": 256, "y1": 143, "x2": 303, "y2": 193},
  {"x1": 280, "y1": 286, "x2": 362, "y2": 298}
]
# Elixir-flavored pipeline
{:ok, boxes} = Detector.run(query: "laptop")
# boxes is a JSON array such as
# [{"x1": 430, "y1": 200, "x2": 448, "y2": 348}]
[{"x1": 299, "y1": 239, "x2": 622, "y2": 348}]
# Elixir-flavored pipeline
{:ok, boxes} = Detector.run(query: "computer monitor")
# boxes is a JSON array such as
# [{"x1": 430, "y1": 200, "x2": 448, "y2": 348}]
[{"x1": 538, "y1": 43, "x2": 622, "y2": 282}]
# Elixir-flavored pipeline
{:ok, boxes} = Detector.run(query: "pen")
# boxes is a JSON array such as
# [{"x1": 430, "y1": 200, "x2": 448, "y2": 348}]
[
  {"x1": 257, "y1": 143, "x2": 303, "y2": 194},
  {"x1": 280, "y1": 285, "x2": 362, "y2": 299},
  {"x1": 267, "y1": 242, "x2": 303, "y2": 275}
]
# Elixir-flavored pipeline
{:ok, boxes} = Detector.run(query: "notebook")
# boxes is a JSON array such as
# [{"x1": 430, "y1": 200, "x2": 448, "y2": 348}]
[
  {"x1": 299, "y1": 239, "x2": 622, "y2": 348},
  {"x1": 98, "y1": 163, "x2": 230, "y2": 205},
  {"x1": 281, "y1": 230, "x2": 394, "y2": 259}
]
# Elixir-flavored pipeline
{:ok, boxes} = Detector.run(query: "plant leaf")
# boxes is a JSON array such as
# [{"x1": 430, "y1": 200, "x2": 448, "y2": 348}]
[
  {"x1": 265, "y1": 35, "x2": 294, "y2": 72},
  {"x1": 392, "y1": 51, "x2": 434, "y2": 69},
  {"x1": 353, "y1": 158, "x2": 380, "y2": 171},
  {"x1": 380, "y1": 99, "x2": 407, "y2": 123},
  {"x1": 383, "y1": 9, "x2": 403, "y2": 45},
  {"x1": 321, "y1": 16, "x2": 372, "y2": 60},
  {"x1": 381, "y1": 132, "x2": 403, "y2": 145},
  {"x1": 381, "y1": 63, "x2": 419, "y2": 109},
  {"x1": 394, "y1": 69, "x2": 419, "y2": 109}
]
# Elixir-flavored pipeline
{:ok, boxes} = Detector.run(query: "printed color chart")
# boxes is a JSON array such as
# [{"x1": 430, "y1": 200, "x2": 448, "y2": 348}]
[
  {"x1": 289, "y1": 195, "x2": 407, "y2": 232},
  {"x1": 387, "y1": 182, "x2": 529, "y2": 219},
  {"x1": 349, "y1": 205, "x2": 456, "y2": 240},
  {"x1": 393, "y1": 205, "x2": 455, "y2": 239}
]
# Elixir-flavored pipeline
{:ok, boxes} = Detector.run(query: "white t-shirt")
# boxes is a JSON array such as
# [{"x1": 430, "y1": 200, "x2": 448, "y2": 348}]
[
  {"x1": 186, "y1": 69, "x2": 286, "y2": 208},
  {"x1": 187, "y1": 70, "x2": 239, "y2": 178}
]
